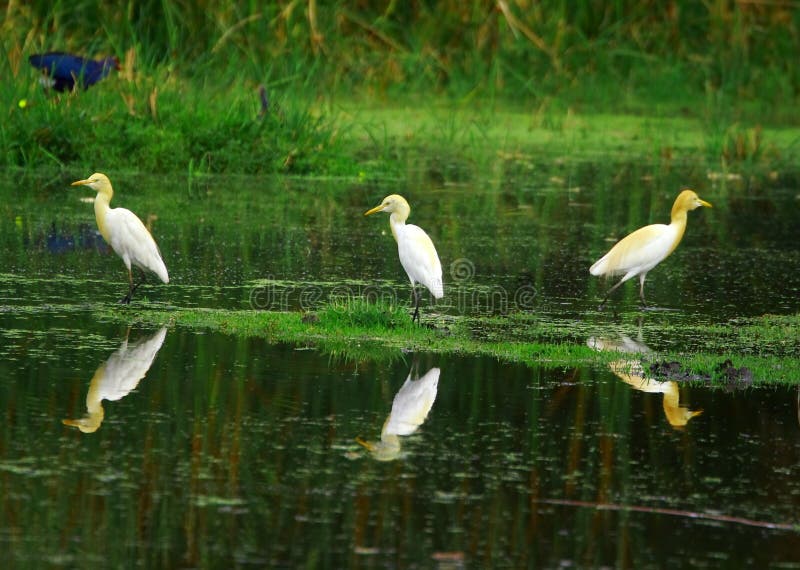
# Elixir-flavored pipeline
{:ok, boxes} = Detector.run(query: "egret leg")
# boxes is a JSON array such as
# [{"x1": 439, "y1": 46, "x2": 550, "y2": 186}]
[
  {"x1": 120, "y1": 268, "x2": 146, "y2": 304},
  {"x1": 120, "y1": 269, "x2": 134, "y2": 304},
  {"x1": 638, "y1": 273, "x2": 648, "y2": 307},
  {"x1": 410, "y1": 285, "x2": 420, "y2": 323},
  {"x1": 598, "y1": 276, "x2": 628, "y2": 311}
]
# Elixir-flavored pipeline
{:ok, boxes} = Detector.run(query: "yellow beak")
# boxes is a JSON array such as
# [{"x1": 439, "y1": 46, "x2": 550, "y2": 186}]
[
  {"x1": 364, "y1": 204, "x2": 384, "y2": 216},
  {"x1": 355, "y1": 437, "x2": 375, "y2": 451},
  {"x1": 699, "y1": 199, "x2": 713, "y2": 208},
  {"x1": 71, "y1": 179, "x2": 91, "y2": 187}
]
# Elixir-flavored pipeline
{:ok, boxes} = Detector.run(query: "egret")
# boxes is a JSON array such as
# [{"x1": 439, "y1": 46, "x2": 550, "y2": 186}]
[
  {"x1": 29, "y1": 52, "x2": 119, "y2": 92},
  {"x1": 63, "y1": 327, "x2": 167, "y2": 433},
  {"x1": 588, "y1": 335, "x2": 703, "y2": 428},
  {"x1": 590, "y1": 189, "x2": 711, "y2": 308},
  {"x1": 364, "y1": 194, "x2": 444, "y2": 322},
  {"x1": 71, "y1": 173, "x2": 169, "y2": 303},
  {"x1": 356, "y1": 365, "x2": 440, "y2": 461}
]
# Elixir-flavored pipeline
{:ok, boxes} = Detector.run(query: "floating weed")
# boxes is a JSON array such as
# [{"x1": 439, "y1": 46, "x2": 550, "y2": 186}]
[
  {"x1": 317, "y1": 298, "x2": 413, "y2": 332},
  {"x1": 89, "y1": 303, "x2": 800, "y2": 385}
]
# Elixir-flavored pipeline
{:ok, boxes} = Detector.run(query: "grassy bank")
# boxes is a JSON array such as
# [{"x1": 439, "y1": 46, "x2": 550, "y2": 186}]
[
  {"x1": 2, "y1": 2, "x2": 799, "y2": 176},
  {"x1": 91, "y1": 301, "x2": 800, "y2": 386}
]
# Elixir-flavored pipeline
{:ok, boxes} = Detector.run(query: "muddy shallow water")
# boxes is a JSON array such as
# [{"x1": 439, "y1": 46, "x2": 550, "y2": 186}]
[{"x1": 1, "y1": 163, "x2": 799, "y2": 566}]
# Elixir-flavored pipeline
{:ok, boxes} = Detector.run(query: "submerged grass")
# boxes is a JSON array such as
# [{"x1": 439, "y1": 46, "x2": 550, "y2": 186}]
[{"x1": 90, "y1": 301, "x2": 800, "y2": 386}]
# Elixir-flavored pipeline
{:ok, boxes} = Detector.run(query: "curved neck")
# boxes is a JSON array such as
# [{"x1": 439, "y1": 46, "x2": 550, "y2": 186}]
[
  {"x1": 668, "y1": 209, "x2": 688, "y2": 254},
  {"x1": 389, "y1": 212, "x2": 406, "y2": 243},
  {"x1": 94, "y1": 192, "x2": 112, "y2": 242}
]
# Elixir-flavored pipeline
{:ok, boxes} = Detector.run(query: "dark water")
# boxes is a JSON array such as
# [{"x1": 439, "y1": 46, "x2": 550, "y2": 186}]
[
  {"x1": 2, "y1": 165, "x2": 799, "y2": 318},
  {"x1": 1, "y1": 325, "x2": 798, "y2": 567},
  {"x1": 1, "y1": 165, "x2": 799, "y2": 566}
]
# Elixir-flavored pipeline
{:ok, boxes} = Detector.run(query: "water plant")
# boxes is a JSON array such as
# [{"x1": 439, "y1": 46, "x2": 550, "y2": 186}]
[{"x1": 2, "y1": 2, "x2": 798, "y2": 174}]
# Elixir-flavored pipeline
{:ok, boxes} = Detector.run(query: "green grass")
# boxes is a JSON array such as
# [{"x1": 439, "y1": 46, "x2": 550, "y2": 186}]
[
  {"x1": 91, "y1": 301, "x2": 800, "y2": 386},
  {"x1": 2, "y1": 2, "x2": 799, "y2": 176}
]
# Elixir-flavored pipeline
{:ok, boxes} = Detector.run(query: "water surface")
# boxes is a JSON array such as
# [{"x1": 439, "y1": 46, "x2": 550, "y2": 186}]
[
  {"x1": 1, "y1": 163, "x2": 799, "y2": 566},
  {"x1": 1, "y1": 324, "x2": 799, "y2": 567},
  {"x1": 2, "y1": 165, "x2": 798, "y2": 320}
]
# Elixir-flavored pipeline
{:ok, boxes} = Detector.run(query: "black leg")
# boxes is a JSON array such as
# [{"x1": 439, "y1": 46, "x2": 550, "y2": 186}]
[
  {"x1": 410, "y1": 285, "x2": 420, "y2": 323},
  {"x1": 119, "y1": 269, "x2": 134, "y2": 304},
  {"x1": 598, "y1": 277, "x2": 626, "y2": 311},
  {"x1": 119, "y1": 269, "x2": 146, "y2": 304}
]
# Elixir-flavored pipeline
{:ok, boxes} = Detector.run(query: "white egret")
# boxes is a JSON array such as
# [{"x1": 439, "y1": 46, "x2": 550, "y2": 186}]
[
  {"x1": 63, "y1": 327, "x2": 167, "y2": 433},
  {"x1": 364, "y1": 194, "x2": 443, "y2": 322},
  {"x1": 590, "y1": 189, "x2": 711, "y2": 308},
  {"x1": 71, "y1": 173, "x2": 169, "y2": 303},
  {"x1": 357, "y1": 365, "x2": 440, "y2": 461}
]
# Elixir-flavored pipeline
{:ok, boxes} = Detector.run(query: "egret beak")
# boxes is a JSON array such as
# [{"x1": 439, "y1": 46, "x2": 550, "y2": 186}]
[
  {"x1": 355, "y1": 437, "x2": 376, "y2": 451},
  {"x1": 699, "y1": 199, "x2": 713, "y2": 208},
  {"x1": 364, "y1": 204, "x2": 384, "y2": 216},
  {"x1": 71, "y1": 179, "x2": 91, "y2": 187}
]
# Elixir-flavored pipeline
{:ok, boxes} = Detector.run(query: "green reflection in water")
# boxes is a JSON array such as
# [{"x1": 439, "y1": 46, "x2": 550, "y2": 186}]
[
  {"x1": 1, "y1": 161, "x2": 799, "y2": 566},
  {"x1": 1, "y1": 324, "x2": 799, "y2": 567},
  {"x1": 1, "y1": 165, "x2": 798, "y2": 318},
  {"x1": 62, "y1": 327, "x2": 168, "y2": 433}
]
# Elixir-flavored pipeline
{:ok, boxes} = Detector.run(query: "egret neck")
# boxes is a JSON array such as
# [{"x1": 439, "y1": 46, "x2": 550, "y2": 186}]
[
  {"x1": 93, "y1": 186, "x2": 113, "y2": 243},
  {"x1": 387, "y1": 199, "x2": 410, "y2": 242},
  {"x1": 664, "y1": 198, "x2": 691, "y2": 257}
]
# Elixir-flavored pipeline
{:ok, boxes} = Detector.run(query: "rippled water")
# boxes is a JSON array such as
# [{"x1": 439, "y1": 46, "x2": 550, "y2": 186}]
[
  {"x1": 2, "y1": 165, "x2": 799, "y2": 318},
  {"x1": 1, "y1": 325, "x2": 798, "y2": 567},
  {"x1": 1, "y1": 164, "x2": 799, "y2": 566}
]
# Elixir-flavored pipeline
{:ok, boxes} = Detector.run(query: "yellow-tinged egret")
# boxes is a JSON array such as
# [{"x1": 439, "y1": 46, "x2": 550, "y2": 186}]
[
  {"x1": 365, "y1": 194, "x2": 443, "y2": 322},
  {"x1": 63, "y1": 327, "x2": 167, "y2": 433},
  {"x1": 71, "y1": 173, "x2": 169, "y2": 303},
  {"x1": 590, "y1": 189, "x2": 711, "y2": 308}
]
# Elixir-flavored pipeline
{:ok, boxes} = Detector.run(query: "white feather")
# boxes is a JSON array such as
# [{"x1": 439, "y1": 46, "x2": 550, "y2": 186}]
[
  {"x1": 105, "y1": 207, "x2": 169, "y2": 283},
  {"x1": 590, "y1": 223, "x2": 680, "y2": 282},
  {"x1": 384, "y1": 367, "x2": 440, "y2": 436},
  {"x1": 396, "y1": 223, "x2": 444, "y2": 299}
]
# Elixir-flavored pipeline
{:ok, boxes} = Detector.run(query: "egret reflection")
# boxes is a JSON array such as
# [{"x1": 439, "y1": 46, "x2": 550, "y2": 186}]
[
  {"x1": 588, "y1": 334, "x2": 703, "y2": 428},
  {"x1": 63, "y1": 327, "x2": 167, "y2": 433},
  {"x1": 357, "y1": 364, "x2": 440, "y2": 461}
]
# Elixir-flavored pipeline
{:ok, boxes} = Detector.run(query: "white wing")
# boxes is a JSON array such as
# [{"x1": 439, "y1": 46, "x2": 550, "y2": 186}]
[
  {"x1": 384, "y1": 367, "x2": 440, "y2": 436},
  {"x1": 590, "y1": 223, "x2": 678, "y2": 278},
  {"x1": 97, "y1": 327, "x2": 168, "y2": 402},
  {"x1": 106, "y1": 207, "x2": 169, "y2": 283},
  {"x1": 397, "y1": 224, "x2": 443, "y2": 298}
]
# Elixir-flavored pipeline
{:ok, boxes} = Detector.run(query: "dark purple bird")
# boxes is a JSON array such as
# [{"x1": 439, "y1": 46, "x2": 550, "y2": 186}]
[{"x1": 29, "y1": 52, "x2": 119, "y2": 92}]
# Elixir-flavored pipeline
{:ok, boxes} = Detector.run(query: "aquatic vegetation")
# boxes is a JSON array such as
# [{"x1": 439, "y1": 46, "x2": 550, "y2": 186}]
[{"x1": 90, "y1": 302, "x2": 800, "y2": 385}]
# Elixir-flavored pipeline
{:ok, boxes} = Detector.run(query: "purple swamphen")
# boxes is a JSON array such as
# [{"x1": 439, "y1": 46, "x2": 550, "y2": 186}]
[{"x1": 29, "y1": 52, "x2": 119, "y2": 92}]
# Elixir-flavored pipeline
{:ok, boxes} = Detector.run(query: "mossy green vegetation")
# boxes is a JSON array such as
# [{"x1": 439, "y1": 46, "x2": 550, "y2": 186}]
[
  {"x1": 3, "y1": 2, "x2": 800, "y2": 175},
  {"x1": 3, "y1": 3, "x2": 799, "y2": 386},
  {"x1": 92, "y1": 301, "x2": 800, "y2": 385}
]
